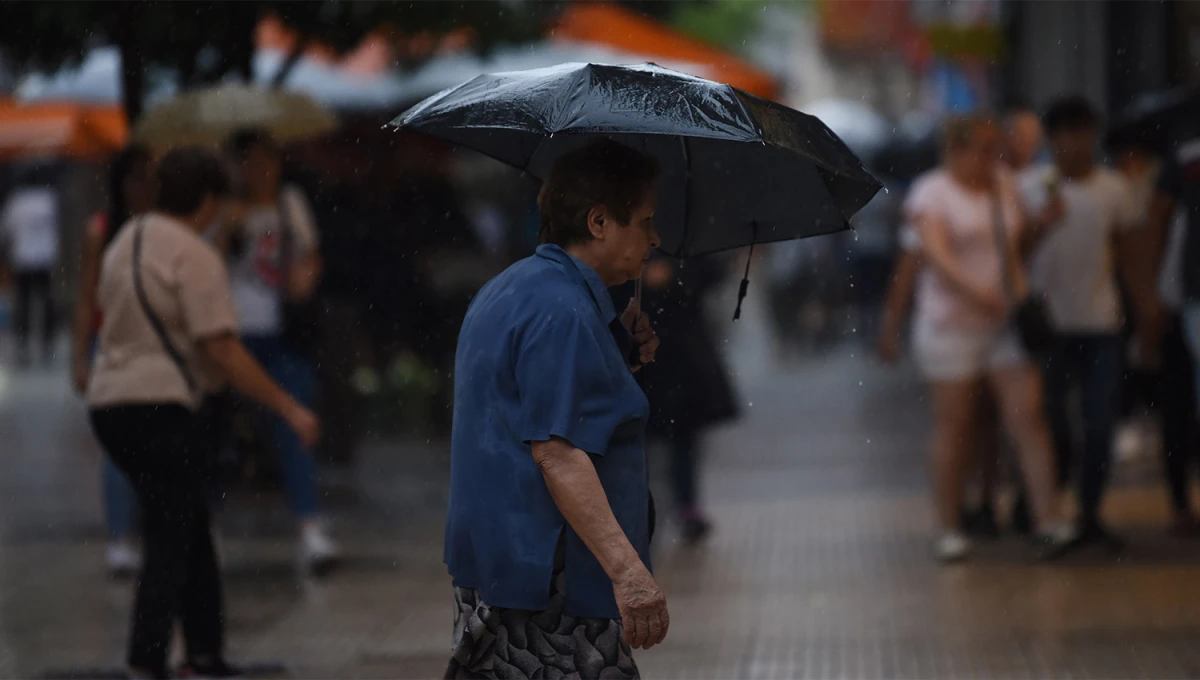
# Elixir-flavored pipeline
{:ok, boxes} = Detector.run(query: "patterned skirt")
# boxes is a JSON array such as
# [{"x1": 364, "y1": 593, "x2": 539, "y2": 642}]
[{"x1": 444, "y1": 568, "x2": 640, "y2": 680}]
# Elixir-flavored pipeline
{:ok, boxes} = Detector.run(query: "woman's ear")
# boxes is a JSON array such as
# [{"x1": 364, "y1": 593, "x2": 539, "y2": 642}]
[{"x1": 586, "y1": 204, "x2": 608, "y2": 241}]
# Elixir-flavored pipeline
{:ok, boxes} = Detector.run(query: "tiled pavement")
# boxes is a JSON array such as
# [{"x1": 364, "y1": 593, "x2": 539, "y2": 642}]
[{"x1": 3, "y1": 314, "x2": 1200, "y2": 678}]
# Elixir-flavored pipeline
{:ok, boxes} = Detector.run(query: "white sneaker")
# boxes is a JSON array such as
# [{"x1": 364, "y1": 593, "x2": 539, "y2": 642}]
[
  {"x1": 300, "y1": 524, "x2": 340, "y2": 574},
  {"x1": 934, "y1": 531, "x2": 971, "y2": 563},
  {"x1": 106, "y1": 540, "x2": 141, "y2": 576}
]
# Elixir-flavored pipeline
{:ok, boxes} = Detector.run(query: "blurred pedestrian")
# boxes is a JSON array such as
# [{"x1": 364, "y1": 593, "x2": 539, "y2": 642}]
[
  {"x1": 906, "y1": 115, "x2": 1073, "y2": 562},
  {"x1": 1118, "y1": 135, "x2": 1200, "y2": 535},
  {"x1": 1004, "y1": 107, "x2": 1046, "y2": 173},
  {"x1": 87, "y1": 147, "x2": 319, "y2": 679},
  {"x1": 221, "y1": 129, "x2": 337, "y2": 572},
  {"x1": 70, "y1": 144, "x2": 155, "y2": 576},
  {"x1": 1145, "y1": 110, "x2": 1200, "y2": 534},
  {"x1": 878, "y1": 107, "x2": 1048, "y2": 537},
  {"x1": 1, "y1": 165, "x2": 60, "y2": 365},
  {"x1": 642, "y1": 254, "x2": 738, "y2": 543},
  {"x1": 445, "y1": 140, "x2": 666, "y2": 678},
  {"x1": 1018, "y1": 96, "x2": 1157, "y2": 551}
]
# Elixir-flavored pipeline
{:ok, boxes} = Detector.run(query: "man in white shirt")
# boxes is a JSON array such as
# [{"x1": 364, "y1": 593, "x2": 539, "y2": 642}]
[
  {"x1": 1, "y1": 177, "x2": 59, "y2": 365},
  {"x1": 1018, "y1": 96, "x2": 1157, "y2": 550}
]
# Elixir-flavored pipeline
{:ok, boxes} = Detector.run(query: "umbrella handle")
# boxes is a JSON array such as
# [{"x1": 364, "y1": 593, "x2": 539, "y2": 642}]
[{"x1": 628, "y1": 276, "x2": 645, "y2": 371}]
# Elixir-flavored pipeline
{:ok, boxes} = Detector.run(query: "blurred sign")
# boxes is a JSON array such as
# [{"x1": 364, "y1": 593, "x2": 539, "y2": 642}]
[
  {"x1": 909, "y1": 0, "x2": 1004, "y2": 60},
  {"x1": 819, "y1": 0, "x2": 918, "y2": 53},
  {"x1": 819, "y1": 0, "x2": 1003, "y2": 61}
]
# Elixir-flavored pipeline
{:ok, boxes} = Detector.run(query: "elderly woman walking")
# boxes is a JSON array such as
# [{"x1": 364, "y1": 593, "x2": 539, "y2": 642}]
[{"x1": 444, "y1": 139, "x2": 667, "y2": 679}]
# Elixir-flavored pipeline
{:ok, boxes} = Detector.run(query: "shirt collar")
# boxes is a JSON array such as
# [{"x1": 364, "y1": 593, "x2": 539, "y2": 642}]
[{"x1": 536, "y1": 244, "x2": 618, "y2": 324}]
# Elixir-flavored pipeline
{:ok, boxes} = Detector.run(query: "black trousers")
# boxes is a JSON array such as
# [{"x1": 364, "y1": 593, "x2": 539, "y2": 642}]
[
  {"x1": 1154, "y1": 315, "x2": 1198, "y2": 516},
  {"x1": 13, "y1": 268, "x2": 55, "y2": 353},
  {"x1": 90, "y1": 404, "x2": 223, "y2": 675}
]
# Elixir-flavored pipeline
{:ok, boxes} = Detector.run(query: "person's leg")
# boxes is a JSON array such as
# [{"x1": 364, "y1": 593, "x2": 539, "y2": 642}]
[
  {"x1": 12, "y1": 270, "x2": 32, "y2": 361},
  {"x1": 179, "y1": 502, "x2": 224, "y2": 666},
  {"x1": 1181, "y1": 304, "x2": 1200, "y2": 418},
  {"x1": 1076, "y1": 335, "x2": 1124, "y2": 532},
  {"x1": 92, "y1": 407, "x2": 193, "y2": 678},
  {"x1": 34, "y1": 269, "x2": 55, "y2": 357},
  {"x1": 670, "y1": 428, "x2": 711, "y2": 542},
  {"x1": 244, "y1": 336, "x2": 335, "y2": 567},
  {"x1": 1159, "y1": 314, "x2": 1198, "y2": 526},
  {"x1": 929, "y1": 379, "x2": 981, "y2": 532},
  {"x1": 988, "y1": 362, "x2": 1068, "y2": 537},
  {"x1": 1042, "y1": 338, "x2": 1078, "y2": 491},
  {"x1": 243, "y1": 336, "x2": 320, "y2": 519},
  {"x1": 103, "y1": 457, "x2": 142, "y2": 573},
  {"x1": 962, "y1": 386, "x2": 1002, "y2": 536}
]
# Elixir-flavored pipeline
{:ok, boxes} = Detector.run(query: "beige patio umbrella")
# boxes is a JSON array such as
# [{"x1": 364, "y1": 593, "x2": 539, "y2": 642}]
[{"x1": 132, "y1": 83, "x2": 337, "y2": 150}]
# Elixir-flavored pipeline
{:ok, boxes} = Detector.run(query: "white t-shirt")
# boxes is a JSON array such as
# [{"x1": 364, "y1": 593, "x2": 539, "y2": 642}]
[
  {"x1": 0, "y1": 187, "x2": 59, "y2": 270},
  {"x1": 227, "y1": 185, "x2": 319, "y2": 337},
  {"x1": 1018, "y1": 165, "x2": 1139, "y2": 333},
  {"x1": 904, "y1": 168, "x2": 1024, "y2": 333}
]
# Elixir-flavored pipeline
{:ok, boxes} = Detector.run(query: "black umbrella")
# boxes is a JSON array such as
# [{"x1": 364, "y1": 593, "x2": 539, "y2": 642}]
[
  {"x1": 389, "y1": 63, "x2": 881, "y2": 261},
  {"x1": 1107, "y1": 85, "x2": 1200, "y2": 153}
]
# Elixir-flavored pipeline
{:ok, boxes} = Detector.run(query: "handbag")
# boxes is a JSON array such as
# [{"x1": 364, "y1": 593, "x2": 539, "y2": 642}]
[
  {"x1": 132, "y1": 218, "x2": 232, "y2": 433},
  {"x1": 277, "y1": 195, "x2": 320, "y2": 356},
  {"x1": 989, "y1": 190, "x2": 1056, "y2": 355}
]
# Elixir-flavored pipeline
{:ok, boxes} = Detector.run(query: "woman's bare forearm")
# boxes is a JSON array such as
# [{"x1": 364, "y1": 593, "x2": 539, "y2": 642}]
[
  {"x1": 201, "y1": 334, "x2": 298, "y2": 418},
  {"x1": 533, "y1": 437, "x2": 644, "y2": 583}
]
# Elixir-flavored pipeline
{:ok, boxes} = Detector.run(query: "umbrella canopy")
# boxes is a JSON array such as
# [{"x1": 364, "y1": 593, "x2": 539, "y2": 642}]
[
  {"x1": 1107, "y1": 85, "x2": 1200, "y2": 153},
  {"x1": 133, "y1": 84, "x2": 337, "y2": 150},
  {"x1": 391, "y1": 62, "x2": 880, "y2": 259}
]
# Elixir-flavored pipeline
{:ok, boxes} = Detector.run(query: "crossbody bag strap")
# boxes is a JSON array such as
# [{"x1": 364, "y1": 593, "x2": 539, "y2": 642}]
[
  {"x1": 988, "y1": 188, "x2": 1017, "y2": 303},
  {"x1": 132, "y1": 218, "x2": 197, "y2": 394}
]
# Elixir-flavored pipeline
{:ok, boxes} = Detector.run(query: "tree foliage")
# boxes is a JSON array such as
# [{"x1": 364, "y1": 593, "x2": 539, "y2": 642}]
[{"x1": 0, "y1": 0, "x2": 554, "y2": 120}]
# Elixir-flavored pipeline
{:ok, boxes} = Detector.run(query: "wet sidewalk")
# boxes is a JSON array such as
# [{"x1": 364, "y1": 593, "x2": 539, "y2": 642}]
[{"x1": 2, "y1": 326, "x2": 1200, "y2": 678}]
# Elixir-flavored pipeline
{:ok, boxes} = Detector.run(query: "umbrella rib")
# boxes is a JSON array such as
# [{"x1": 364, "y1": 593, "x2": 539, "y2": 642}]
[{"x1": 677, "y1": 136, "x2": 691, "y2": 258}]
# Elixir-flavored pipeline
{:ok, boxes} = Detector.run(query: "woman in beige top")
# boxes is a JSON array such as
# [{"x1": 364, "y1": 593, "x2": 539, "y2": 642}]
[{"x1": 87, "y1": 147, "x2": 318, "y2": 680}]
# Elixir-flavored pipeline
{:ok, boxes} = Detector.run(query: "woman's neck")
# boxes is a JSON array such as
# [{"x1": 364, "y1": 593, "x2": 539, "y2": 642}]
[{"x1": 949, "y1": 166, "x2": 992, "y2": 193}]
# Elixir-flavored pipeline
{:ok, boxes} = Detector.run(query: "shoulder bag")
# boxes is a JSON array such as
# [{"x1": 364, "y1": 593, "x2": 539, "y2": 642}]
[{"x1": 989, "y1": 191, "x2": 1056, "y2": 356}]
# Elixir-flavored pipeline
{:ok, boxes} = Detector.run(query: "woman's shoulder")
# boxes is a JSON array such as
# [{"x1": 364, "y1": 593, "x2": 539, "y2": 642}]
[{"x1": 905, "y1": 169, "x2": 953, "y2": 211}]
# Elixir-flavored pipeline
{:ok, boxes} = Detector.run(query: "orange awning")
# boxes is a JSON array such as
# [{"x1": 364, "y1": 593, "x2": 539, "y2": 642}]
[
  {"x1": 0, "y1": 100, "x2": 128, "y2": 161},
  {"x1": 552, "y1": 3, "x2": 778, "y2": 100}
]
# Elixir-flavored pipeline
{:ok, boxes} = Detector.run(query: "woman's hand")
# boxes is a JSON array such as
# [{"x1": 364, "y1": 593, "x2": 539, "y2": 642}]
[
  {"x1": 621, "y1": 299, "x2": 659, "y2": 371},
  {"x1": 970, "y1": 285, "x2": 1009, "y2": 319},
  {"x1": 283, "y1": 401, "x2": 321, "y2": 449},
  {"x1": 612, "y1": 562, "x2": 670, "y2": 650},
  {"x1": 71, "y1": 352, "x2": 90, "y2": 395}
]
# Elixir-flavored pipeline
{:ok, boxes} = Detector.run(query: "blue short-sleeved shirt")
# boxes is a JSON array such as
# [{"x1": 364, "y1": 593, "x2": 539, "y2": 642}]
[{"x1": 445, "y1": 244, "x2": 651, "y2": 620}]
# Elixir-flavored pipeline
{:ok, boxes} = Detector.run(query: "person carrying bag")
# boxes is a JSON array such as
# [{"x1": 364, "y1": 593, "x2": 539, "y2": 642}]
[{"x1": 87, "y1": 148, "x2": 319, "y2": 680}]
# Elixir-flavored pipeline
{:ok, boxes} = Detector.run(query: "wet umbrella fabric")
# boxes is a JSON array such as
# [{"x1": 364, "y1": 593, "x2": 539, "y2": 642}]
[
  {"x1": 389, "y1": 62, "x2": 882, "y2": 259},
  {"x1": 1107, "y1": 85, "x2": 1200, "y2": 152}
]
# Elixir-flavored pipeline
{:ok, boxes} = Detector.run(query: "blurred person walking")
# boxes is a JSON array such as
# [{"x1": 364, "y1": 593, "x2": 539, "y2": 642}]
[
  {"x1": 1, "y1": 166, "x2": 60, "y2": 365},
  {"x1": 1117, "y1": 134, "x2": 1200, "y2": 535},
  {"x1": 1003, "y1": 108, "x2": 1046, "y2": 173},
  {"x1": 87, "y1": 147, "x2": 319, "y2": 679},
  {"x1": 879, "y1": 107, "x2": 1048, "y2": 537},
  {"x1": 221, "y1": 129, "x2": 337, "y2": 572},
  {"x1": 641, "y1": 254, "x2": 738, "y2": 543},
  {"x1": 905, "y1": 115, "x2": 1072, "y2": 562},
  {"x1": 1145, "y1": 108, "x2": 1200, "y2": 534},
  {"x1": 70, "y1": 144, "x2": 156, "y2": 576},
  {"x1": 445, "y1": 140, "x2": 666, "y2": 678},
  {"x1": 1017, "y1": 96, "x2": 1158, "y2": 551}
]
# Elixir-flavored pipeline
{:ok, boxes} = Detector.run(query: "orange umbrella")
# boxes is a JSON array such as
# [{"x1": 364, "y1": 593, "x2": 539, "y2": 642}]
[
  {"x1": 552, "y1": 3, "x2": 778, "y2": 100},
  {"x1": 0, "y1": 100, "x2": 128, "y2": 161}
]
